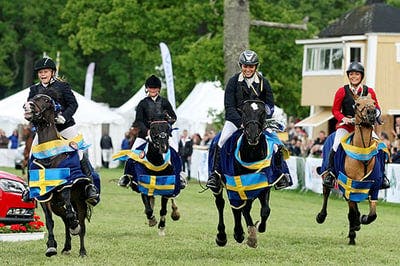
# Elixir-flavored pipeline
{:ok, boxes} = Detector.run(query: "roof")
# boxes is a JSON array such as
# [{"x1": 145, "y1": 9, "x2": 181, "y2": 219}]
[{"x1": 319, "y1": 1, "x2": 400, "y2": 37}]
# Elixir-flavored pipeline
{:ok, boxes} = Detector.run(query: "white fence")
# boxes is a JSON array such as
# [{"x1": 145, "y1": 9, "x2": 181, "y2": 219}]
[{"x1": 188, "y1": 148, "x2": 400, "y2": 203}]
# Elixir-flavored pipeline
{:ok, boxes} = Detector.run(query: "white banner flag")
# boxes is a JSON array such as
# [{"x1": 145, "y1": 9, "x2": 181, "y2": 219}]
[
  {"x1": 84, "y1": 62, "x2": 95, "y2": 100},
  {"x1": 159, "y1": 42, "x2": 176, "y2": 110}
]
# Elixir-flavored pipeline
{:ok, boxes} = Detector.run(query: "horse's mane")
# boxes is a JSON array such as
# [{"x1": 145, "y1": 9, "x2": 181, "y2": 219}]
[{"x1": 43, "y1": 88, "x2": 61, "y2": 103}]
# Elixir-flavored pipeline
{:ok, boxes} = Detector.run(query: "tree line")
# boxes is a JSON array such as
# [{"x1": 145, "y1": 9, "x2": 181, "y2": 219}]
[{"x1": 3, "y1": 0, "x2": 397, "y2": 118}]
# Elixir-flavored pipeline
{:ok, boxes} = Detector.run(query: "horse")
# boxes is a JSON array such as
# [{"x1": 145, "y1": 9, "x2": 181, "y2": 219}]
[
  {"x1": 113, "y1": 119, "x2": 183, "y2": 236},
  {"x1": 23, "y1": 92, "x2": 99, "y2": 257},
  {"x1": 316, "y1": 94, "x2": 389, "y2": 245},
  {"x1": 21, "y1": 124, "x2": 35, "y2": 176},
  {"x1": 209, "y1": 100, "x2": 292, "y2": 248}
]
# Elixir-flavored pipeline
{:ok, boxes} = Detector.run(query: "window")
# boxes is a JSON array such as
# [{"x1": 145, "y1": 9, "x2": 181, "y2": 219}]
[
  {"x1": 346, "y1": 43, "x2": 364, "y2": 66},
  {"x1": 304, "y1": 44, "x2": 343, "y2": 75},
  {"x1": 396, "y1": 43, "x2": 400, "y2": 63}
]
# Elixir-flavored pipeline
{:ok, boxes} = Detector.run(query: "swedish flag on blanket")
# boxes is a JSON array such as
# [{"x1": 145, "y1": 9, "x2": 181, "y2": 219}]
[
  {"x1": 226, "y1": 173, "x2": 269, "y2": 205},
  {"x1": 138, "y1": 175, "x2": 176, "y2": 196},
  {"x1": 113, "y1": 143, "x2": 182, "y2": 197},
  {"x1": 332, "y1": 133, "x2": 389, "y2": 201},
  {"x1": 337, "y1": 172, "x2": 374, "y2": 202},
  {"x1": 219, "y1": 130, "x2": 289, "y2": 208},
  {"x1": 28, "y1": 148, "x2": 90, "y2": 202}
]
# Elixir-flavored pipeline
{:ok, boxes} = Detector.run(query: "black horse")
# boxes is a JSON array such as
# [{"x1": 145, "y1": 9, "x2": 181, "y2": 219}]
[
  {"x1": 23, "y1": 92, "x2": 99, "y2": 257},
  {"x1": 209, "y1": 100, "x2": 292, "y2": 248},
  {"x1": 114, "y1": 120, "x2": 183, "y2": 236}
]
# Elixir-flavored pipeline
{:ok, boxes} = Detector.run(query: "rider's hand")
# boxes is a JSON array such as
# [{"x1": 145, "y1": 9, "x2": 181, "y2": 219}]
[
  {"x1": 55, "y1": 114, "x2": 66, "y2": 124},
  {"x1": 342, "y1": 117, "x2": 353, "y2": 125}
]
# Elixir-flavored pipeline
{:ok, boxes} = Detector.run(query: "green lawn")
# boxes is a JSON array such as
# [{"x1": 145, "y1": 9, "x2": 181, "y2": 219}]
[{"x1": 1, "y1": 167, "x2": 399, "y2": 265}]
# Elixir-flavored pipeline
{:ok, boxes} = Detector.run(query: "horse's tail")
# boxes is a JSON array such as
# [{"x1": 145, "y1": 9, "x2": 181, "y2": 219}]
[{"x1": 86, "y1": 204, "x2": 93, "y2": 222}]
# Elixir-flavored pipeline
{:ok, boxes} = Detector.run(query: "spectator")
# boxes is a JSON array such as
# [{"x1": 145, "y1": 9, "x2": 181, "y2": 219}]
[
  {"x1": 391, "y1": 146, "x2": 400, "y2": 163},
  {"x1": 121, "y1": 131, "x2": 131, "y2": 150},
  {"x1": 8, "y1": 129, "x2": 19, "y2": 149},
  {"x1": 100, "y1": 133, "x2": 113, "y2": 168},
  {"x1": 201, "y1": 130, "x2": 215, "y2": 147},
  {"x1": 178, "y1": 129, "x2": 193, "y2": 179},
  {"x1": 380, "y1": 131, "x2": 391, "y2": 152},
  {"x1": 0, "y1": 129, "x2": 9, "y2": 148},
  {"x1": 309, "y1": 130, "x2": 327, "y2": 157},
  {"x1": 191, "y1": 133, "x2": 202, "y2": 145}
]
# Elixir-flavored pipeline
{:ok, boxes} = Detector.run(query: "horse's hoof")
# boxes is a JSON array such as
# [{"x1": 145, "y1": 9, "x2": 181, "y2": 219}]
[
  {"x1": 148, "y1": 216, "x2": 157, "y2": 227},
  {"x1": 255, "y1": 221, "x2": 266, "y2": 233},
  {"x1": 348, "y1": 240, "x2": 356, "y2": 245},
  {"x1": 246, "y1": 226, "x2": 257, "y2": 248},
  {"x1": 360, "y1": 214, "x2": 377, "y2": 225},
  {"x1": 171, "y1": 209, "x2": 180, "y2": 221},
  {"x1": 70, "y1": 224, "x2": 81, "y2": 235},
  {"x1": 316, "y1": 213, "x2": 327, "y2": 224},
  {"x1": 45, "y1": 247, "x2": 57, "y2": 257},
  {"x1": 215, "y1": 233, "x2": 227, "y2": 247},
  {"x1": 61, "y1": 249, "x2": 71, "y2": 255},
  {"x1": 159, "y1": 227, "x2": 166, "y2": 236}
]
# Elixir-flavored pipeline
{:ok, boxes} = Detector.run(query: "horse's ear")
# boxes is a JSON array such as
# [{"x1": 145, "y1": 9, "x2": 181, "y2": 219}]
[{"x1": 366, "y1": 93, "x2": 372, "y2": 99}]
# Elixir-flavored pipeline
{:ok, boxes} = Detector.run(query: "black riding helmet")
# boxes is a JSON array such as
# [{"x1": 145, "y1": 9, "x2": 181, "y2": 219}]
[
  {"x1": 145, "y1": 75, "x2": 161, "y2": 88},
  {"x1": 238, "y1": 50, "x2": 259, "y2": 67},
  {"x1": 346, "y1": 62, "x2": 364, "y2": 79},
  {"x1": 34, "y1": 57, "x2": 57, "y2": 72}
]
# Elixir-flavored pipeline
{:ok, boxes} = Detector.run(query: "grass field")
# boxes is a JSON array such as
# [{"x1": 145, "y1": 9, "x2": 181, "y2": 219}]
[{"x1": 1, "y1": 166, "x2": 399, "y2": 265}]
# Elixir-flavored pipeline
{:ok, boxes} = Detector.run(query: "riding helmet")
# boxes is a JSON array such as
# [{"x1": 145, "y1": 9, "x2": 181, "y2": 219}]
[
  {"x1": 238, "y1": 50, "x2": 259, "y2": 66},
  {"x1": 34, "y1": 57, "x2": 57, "y2": 71},
  {"x1": 346, "y1": 62, "x2": 364, "y2": 79},
  {"x1": 145, "y1": 75, "x2": 162, "y2": 88}
]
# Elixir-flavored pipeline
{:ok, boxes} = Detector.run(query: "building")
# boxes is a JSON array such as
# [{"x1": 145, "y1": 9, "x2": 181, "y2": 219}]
[{"x1": 295, "y1": 0, "x2": 400, "y2": 140}]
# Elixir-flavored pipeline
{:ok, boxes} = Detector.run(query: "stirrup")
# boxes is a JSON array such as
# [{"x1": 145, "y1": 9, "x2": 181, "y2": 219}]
[
  {"x1": 206, "y1": 171, "x2": 222, "y2": 194},
  {"x1": 380, "y1": 175, "x2": 390, "y2": 189},
  {"x1": 274, "y1": 173, "x2": 291, "y2": 190},
  {"x1": 322, "y1": 170, "x2": 336, "y2": 188},
  {"x1": 118, "y1": 174, "x2": 132, "y2": 187}
]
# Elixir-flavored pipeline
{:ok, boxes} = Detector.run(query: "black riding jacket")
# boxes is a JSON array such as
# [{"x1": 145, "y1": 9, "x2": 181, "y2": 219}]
[
  {"x1": 28, "y1": 79, "x2": 78, "y2": 132},
  {"x1": 133, "y1": 95, "x2": 177, "y2": 139},
  {"x1": 224, "y1": 72, "x2": 274, "y2": 128}
]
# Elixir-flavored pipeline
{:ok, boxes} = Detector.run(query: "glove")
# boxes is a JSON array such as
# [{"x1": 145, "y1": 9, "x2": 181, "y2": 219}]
[{"x1": 55, "y1": 114, "x2": 66, "y2": 124}]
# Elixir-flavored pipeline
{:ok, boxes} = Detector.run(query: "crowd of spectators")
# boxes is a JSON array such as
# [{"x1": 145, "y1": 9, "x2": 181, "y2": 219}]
[{"x1": 0, "y1": 128, "x2": 19, "y2": 149}]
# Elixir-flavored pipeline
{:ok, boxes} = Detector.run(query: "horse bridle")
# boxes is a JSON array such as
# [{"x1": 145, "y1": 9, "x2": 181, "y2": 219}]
[
  {"x1": 26, "y1": 94, "x2": 55, "y2": 126},
  {"x1": 150, "y1": 120, "x2": 170, "y2": 149},
  {"x1": 242, "y1": 100, "x2": 265, "y2": 140}
]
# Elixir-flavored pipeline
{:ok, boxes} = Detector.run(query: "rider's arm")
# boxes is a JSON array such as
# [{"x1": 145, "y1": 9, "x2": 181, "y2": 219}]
[
  {"x1": 368, "y1": 88, "x2": 381, "y2": 110},
  {"x1": 134, "y1": 99, "x2": 149, "y2": 138},
  {"x1": 262, "y1": 77, "x2": 275, "y2": 118},
  {"x1": 59, "y1": 83, "x2": 78, "y2": 122},
  {"x1": 225, "y1": 77, "x2": 242, "y2": 128},
  {"x1": 332, "y1": 87, "x2": 346, "y2": 122},
  {"x1": 162, "y1": 98, "x2": 177, "y2": 124}
]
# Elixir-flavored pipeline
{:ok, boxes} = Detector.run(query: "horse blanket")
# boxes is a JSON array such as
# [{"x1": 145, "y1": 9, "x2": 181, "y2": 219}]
[
  {"x1": 113, "y1": 144, "x2": 182, "y2": 197},
  {"x1": 28, "y1": 134, "x2": 101, "y2": 202},
  {"x1": 210, "y1": 130, "x2": 292, "y2": 208},
  {"x1": 318, "y1": 132, "x2": 389, "y2": 201}
]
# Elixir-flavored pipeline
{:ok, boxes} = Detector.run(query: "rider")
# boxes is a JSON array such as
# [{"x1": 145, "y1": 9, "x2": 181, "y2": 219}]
[
  {"x1": 118, "y1": 74, "x2": 178, "y2": 187},
  {"x1": 24, "y1": 57, "x2": 99, "y2": 202},
  {"x1": 323, "y1": 61, "x2": 390, "y2": 189},
  {"x1": 206, "y1": 50, "x2": 290, "y2": 192}
]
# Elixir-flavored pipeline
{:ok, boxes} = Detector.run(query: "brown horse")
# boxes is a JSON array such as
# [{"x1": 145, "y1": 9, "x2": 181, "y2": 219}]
[
  {"x1": 24, "y1": 93, "x2": 94, "y2": 257},
  {"x1": 316, "y1": 94, "x2": 388, "y2": 245}
]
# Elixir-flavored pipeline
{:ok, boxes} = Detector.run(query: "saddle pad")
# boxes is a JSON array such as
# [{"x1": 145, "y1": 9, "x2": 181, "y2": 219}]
[
  {"x1": 225, "y1": 172, "x2": 269, "y2": 201},
  {"x1": 29, "y1": 168, "x2": 70, "y2": 198},
  {"x1": 138, "y1": 174, "x2": 176, "y2": 196},
  {"x1": 337, "y1": 171, "x2": 374, "y2": 202}
]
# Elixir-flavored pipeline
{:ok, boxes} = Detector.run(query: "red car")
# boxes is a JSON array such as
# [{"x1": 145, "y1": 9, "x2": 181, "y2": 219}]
[{"x1": 0, "y1": 171, "x2": 35, "y2": 225}]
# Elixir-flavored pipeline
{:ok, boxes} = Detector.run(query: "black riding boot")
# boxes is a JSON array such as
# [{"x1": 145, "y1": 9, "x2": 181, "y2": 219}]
[
  {"x1": 80, "y1": 154, "x2": 99, "y2": 204},
  {"x1": 323, "y1": 150, "x2": 336, "y2": 188},
  {"x1": 273, "y1": 145, "x2": 292, "y2": 190},
  {"x1": 380, "y1": 174, "x2": 390, "y2": 189},
  {"x1": 206, "y1": 145, "x2": 222, "y2": 193}
]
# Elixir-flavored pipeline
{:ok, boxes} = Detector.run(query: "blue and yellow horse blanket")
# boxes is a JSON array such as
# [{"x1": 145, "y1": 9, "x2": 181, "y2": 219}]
[
  {"x1": 209, "y1": 130, "x2": 292, "y2": 208},
  {"x1": 28, "y1": 135, "x2": 101, "y2": 203},
  {"x1": 318, "y1": 132, "x2": 389, "y2": 202},
  {"x1": 113, "y1": 143, "x2": 182, "y2": 197}
]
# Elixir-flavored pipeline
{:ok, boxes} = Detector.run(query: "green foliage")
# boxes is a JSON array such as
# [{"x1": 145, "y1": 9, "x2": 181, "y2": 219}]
[
  {"x1": 0, "y1": 166, "x2": 399, "y2": 264},
  {"x1": 2, "y1": 0, "x2": 393, "y2": 118}
]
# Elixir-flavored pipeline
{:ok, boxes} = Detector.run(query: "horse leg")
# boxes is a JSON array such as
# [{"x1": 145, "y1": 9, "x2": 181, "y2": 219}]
[
  {"x1": 158, "y1": 196, "x2": 168, "y2": 236},
  {"x1": 256, "y1": 188, "x2": 271, "y2": 233},
  {"x1": 170, "y1": 198, "x2": 180, "y2": 221},
  {"x1": 231, "y1": 207, "x2": 244, "y2": 244},
  {"x1": 141, "y1": 194, "x2": 157, "y2": 226},
  {"x1": 316, "y1": 184, "x2": 331, "y2": 224},
  {"x1": 61, "y1": 216, "x2": 72, "y2": 255},
  {"x1": 41, "y1": 202, "x2": 58, "y2": 257},
  {"x1": 214, "y1": 192, "x2": 227, "y2": 246},
  {"x1": 242, "y1": 200, "x2": 257, "y2": 248},
  {"x1": 76, "y1": 203, "x2": 88, "y2": 257},
  {"x1": 61, "y1": 188, "x2": 80, "y2": 235},
  {"x1": 347, "y1": 201, "x2": 361, "y2": 245},
  {"x1": 361, "y1": 199, "x2": 377, "y2": 225}
]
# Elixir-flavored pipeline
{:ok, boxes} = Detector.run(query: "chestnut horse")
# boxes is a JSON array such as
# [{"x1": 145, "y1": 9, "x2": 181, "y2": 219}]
[
  {"x1": 24, "y1": 93, "x2": 98, "y2": 257},
  {"x1": 316, "y1": 94, "x2": 388, "y2": 245},
  {"x1": 209, "y1": 100, "x2": 292, "y2": 248}
]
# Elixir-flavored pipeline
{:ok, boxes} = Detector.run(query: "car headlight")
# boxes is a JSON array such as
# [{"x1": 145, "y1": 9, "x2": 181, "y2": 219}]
[{"x1": 0, "y1": 179, "x2": 26, "y2": 193}]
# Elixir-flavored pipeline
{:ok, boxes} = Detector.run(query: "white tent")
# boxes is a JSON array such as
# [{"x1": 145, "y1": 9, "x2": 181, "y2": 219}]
[
  {"x1": 114, "y1": 85, "x2": 146, "y2": 130},
  {"x1": 0, "y1": 88, "x2": 126, "y2": 168},
  {"x1": 175, "y1": 81, "x2": 224, "y2": 136}
]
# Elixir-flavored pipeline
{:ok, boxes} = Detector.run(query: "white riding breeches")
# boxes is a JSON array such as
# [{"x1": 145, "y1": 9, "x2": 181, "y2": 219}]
[{"x1": 217, "y1": 120, "x2": 238, "y2": 148}]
